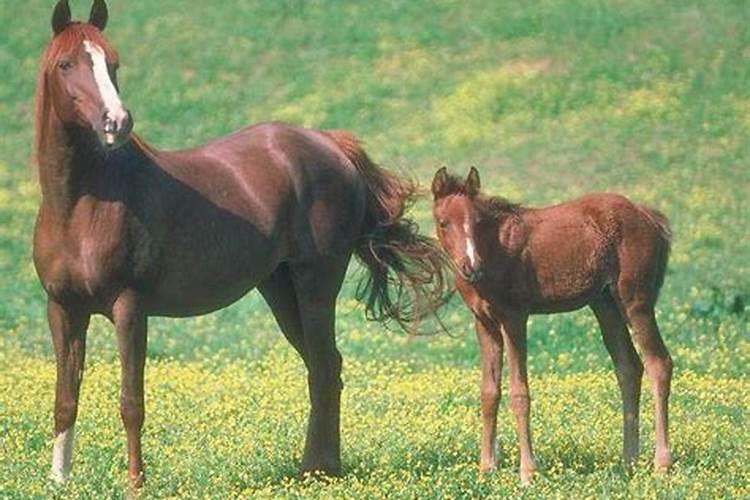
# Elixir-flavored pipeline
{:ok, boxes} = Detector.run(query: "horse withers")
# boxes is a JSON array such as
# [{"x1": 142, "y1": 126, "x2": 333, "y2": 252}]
[
  {"x1": 33, "y1": 0, "x2": 449, "y2": 487},
  {"x1": 431, "y1": 167, "x2": 673, "y2": 484}
]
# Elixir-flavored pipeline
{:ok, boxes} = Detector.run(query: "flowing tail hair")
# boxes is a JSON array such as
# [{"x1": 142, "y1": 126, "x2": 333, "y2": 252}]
[{"x1": 325, "y1": 130, "x2": 451, "y2": 332}]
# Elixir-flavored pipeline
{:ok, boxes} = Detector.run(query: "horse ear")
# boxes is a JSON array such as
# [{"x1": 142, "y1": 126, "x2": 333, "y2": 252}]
[
  {"x1": 432, "y1": 166, "x2": 449, "y2": 199},
  {"x1": 89, "y1": 0, "x2": 108, "y2": 31},
  {"x1": 466, "y1": 166, "x2": 481, "y2": 197},
  {"x1": 52, "y1": 0, "x2": 71, "y2": 35}
]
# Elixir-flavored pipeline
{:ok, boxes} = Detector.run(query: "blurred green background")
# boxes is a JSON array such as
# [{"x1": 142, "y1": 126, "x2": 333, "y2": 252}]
[{"x1": 1, "y1": 0, "x2": 746, "y2": 373}]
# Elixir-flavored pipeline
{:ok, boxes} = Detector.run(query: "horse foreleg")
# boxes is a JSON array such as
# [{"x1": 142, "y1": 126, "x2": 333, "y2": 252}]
[
  {"x1": 475, "y1": 316, "x2": 503, "y2": 472},
  {"x1": 49, "y1": 299, "x2": 90, "y2": 483},
  {"x1": 501, "y1": 313, "x2": 536, "y2": 485},
  {"x1": 113, "y1": 290, "x2": 148, "y2": 488}
]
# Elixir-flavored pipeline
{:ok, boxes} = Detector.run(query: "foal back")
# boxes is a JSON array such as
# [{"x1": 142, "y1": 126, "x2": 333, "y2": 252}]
[{"x1": 499, "y1": 193, "x2": 671, "y2": 313}]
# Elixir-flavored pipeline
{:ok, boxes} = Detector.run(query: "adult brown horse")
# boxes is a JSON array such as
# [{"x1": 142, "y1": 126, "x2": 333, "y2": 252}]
[
  {"x1": 431, "y1": 167, "x2": 673, "y2": 484},
  {"x1": 34, "y1": 0, "x2": 448, "y2": 487}
]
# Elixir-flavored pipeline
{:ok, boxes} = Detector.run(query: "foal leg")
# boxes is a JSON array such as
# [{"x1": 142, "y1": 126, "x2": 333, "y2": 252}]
[
  {"x1": 475, "y1": 316, "x2": 503, "y2": 472},
  {"x1": 49, "y1": 299, "x2": 90, "y2": 483},
  {"x1": 591, "y1": 295, "x2": 644, "y2": 466},
  {"x1": 622, "y1": 301, "x2": 673, "y2": 472},
  {"x1": 290, "y1": 256, "x2": 349, "y2": 477},
  {"x1": 113, "y1": 290, "x2": 148, "y2": 488},
  {"x1": 500, "y1": 313, "x2": 536, "y2": 484},
  {"x1": 259, "y1": 263, "x2": 307, "y2": 363}
]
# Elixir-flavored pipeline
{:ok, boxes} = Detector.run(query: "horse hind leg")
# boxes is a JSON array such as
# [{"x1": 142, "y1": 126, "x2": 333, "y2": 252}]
[
  {"x1": 288, "y1": 255, "x2": 350, "y2": 477},
  {"x1": 617, "y1": 281, "x2": 673, "y2": 472},
  {"x1": 591, "y1": 291, "x2": 644, "y2": 467}
]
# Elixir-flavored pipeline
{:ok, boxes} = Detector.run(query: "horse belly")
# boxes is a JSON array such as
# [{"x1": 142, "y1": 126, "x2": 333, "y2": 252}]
[
  {"x1": 525, "y1": 232, "x2": 611, "y2": 312},
  {"x1": 146, "y1": 229, "x2": 281, "y2": 317}
]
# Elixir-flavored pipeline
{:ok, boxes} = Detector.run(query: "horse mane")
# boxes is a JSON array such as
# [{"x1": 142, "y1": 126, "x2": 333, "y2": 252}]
[
  {"x1": 475, "y1": 194, "x2": 522, "y2": 220},
  {"x1": 34, "y1": 23, "x2": 119, "y2": 166},
  {"x1": 440, "y1": 173, "x2": 522, "y2": 221}
]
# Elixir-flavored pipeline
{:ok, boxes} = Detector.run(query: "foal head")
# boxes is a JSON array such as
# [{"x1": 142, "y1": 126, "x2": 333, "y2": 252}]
[
  {"x1": 431, "y1": 167, "x2": 485, "y2": 283},
  {"x1": 37, "y1": 0, "x2": 132, "y2": 150}
]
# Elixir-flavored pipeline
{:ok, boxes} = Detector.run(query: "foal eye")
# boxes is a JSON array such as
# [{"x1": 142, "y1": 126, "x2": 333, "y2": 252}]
[
  {"x1": 439, "y1": 220, "x2": 449, "y2": 229},
  {"x1": 58, "y1": 60, "x2": 73, "y2": 71}
]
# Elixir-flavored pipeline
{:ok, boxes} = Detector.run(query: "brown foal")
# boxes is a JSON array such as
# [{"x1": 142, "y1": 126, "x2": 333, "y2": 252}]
[
  {"x1": 431, "y1": 167, "x2": 673, "y2": 483},
  {"x1": 34, "y1": 1, "x2": 448, "y2": 487}
]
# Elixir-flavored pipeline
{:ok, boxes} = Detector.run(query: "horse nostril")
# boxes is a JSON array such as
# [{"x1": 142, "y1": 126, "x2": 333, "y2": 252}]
[
  {"x1": 460, "y1": 263, "x2": 483, "y2": 283},
  {"x1": 121, "y1": 110, "x2": 133, "y2": 134}
]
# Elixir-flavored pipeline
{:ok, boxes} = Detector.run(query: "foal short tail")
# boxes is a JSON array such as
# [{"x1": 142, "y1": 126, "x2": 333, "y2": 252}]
[
  {"x1": 637, "y1": 204, "x2": 673, "y2": 296},
  {"x1": 325, "y1": 130, "x2": 450, "y2": 331}
]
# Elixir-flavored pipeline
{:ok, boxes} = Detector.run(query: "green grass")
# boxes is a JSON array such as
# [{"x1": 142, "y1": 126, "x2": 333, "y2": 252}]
[{"x1": 0, "y1": 0, "x2": 748, "y2": 497}]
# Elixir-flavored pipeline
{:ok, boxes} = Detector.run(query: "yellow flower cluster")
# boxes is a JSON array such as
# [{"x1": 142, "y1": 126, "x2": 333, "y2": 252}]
[{"x1": 1, "y1": 344, "x2": 747, "y2": 498}]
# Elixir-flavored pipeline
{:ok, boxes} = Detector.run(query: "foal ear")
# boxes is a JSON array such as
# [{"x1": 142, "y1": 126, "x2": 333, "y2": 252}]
[
  {"x1": 465, "y1": 166, "x2": 481, "y2": 197},
  {"x1": 431, "y1": 166, "x2": 449, "y2": 199},
  {"x1": 52, "y1": 0, "x2": 72, "y2": 35},
  {"x1": 89, "y1": 0, "x2": 109, "y2": 31}
]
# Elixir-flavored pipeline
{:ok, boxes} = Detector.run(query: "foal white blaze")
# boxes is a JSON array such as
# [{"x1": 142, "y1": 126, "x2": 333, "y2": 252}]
[
  {"x1": 82, "y1": 40, "x2": 126, "y2": 145},
  {"x1": 464, "y1": 221, "x2": 478, "y2": 267},
  {"x1": 51, "y1": 425, "x2": 75, "y2": 483}
]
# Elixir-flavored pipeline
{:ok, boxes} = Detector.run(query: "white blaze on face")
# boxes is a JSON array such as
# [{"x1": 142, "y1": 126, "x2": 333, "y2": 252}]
[
  {"x1": 464, "y1": 221, "x2": 477, "y2": 267},
  {"x1": 51, "y1": 425, "x2": 75, "y2": 483},
  {"x1": 82, "y1": 40, "x2": 124, "y2": 145}
]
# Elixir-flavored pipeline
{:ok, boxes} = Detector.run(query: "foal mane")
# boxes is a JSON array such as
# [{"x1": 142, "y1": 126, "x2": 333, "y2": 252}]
[
  {"x1": 34, "y1": 23, "x2": 118, "y2": 165},
  {"x1": 439, "y1": 173, "x2": 522, "y2": 221}
]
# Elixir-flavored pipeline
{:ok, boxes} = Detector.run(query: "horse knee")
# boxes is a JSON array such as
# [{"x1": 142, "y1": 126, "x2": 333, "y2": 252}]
[
  {"x1": 620, "y1": 356, "x2": 644, "y2": 384},
  {"x1": 54, "y1": 398, "x2": 79, "y2": 432},
  {"x1": 645, "y1": 354, "x2": 673, "y2": 395},
  {"x1": 309, "y1": 349, "x2": 343, "y2": 393},
  {"x1": 510, "y1": 393, "x2": 530, "y2": 417},
  {"x1": 480, "y1": 385, "x2": 500, "y2": 417},
  {"x1": 120, "y1": 396, "x2": 144, "y2": 430}
]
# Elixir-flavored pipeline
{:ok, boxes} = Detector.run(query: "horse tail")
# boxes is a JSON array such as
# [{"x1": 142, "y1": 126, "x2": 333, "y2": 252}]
[
  {"x1": 637, "y1": 204, "x2": 672, "y2": 296},
  {"x1": 325, "y1": 130, "x2": 451, "y2": 332}
]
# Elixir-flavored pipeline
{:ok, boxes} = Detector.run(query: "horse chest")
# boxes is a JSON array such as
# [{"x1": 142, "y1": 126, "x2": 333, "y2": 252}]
[{"x1": 34, "y1": 208, "x2": 129, "y2": 302}]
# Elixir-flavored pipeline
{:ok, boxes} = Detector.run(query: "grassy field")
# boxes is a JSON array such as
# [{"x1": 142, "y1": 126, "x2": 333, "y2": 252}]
[{"x1": 1, "y1": 0, "x2": 748, "y2": 497}]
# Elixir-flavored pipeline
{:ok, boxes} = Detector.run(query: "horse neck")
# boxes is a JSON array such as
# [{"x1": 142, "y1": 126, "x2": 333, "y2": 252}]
[{"x1": 36, "y1": 112, "x2": 106, "y2": 217}]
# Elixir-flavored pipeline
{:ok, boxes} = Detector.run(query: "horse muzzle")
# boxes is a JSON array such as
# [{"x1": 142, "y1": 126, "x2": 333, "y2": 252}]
[
  {"x1": 102, "y1": 108, "x2": 133, "y2": 149},
  {"x1": 460, "y1": 263, "x2": 484, "y2": 284}
]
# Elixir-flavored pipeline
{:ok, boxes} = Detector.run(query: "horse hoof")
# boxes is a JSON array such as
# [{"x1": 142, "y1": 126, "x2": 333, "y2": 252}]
[
  {"x1": 479, "y1": 462, "x2": 497, "y2": 474},
  {"x1": 520, "y1": 467, "x2": 537, "y2": 486},
  {"x1": 129, "y1": 471, "x2": 145, "y2": 489},
  {"x1": 299, "y1": 461, "x2": 341, "y2": 480},
  {"x1": 50, "y1": 469, "x2": 69, "y2": 485},
  {"x1": 654, "y1": 455, "x2": 673, "y2": 474}
]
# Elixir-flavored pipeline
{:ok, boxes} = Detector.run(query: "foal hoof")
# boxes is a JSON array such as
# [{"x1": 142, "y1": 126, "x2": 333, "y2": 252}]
[
  {"x1": 520, "y1": 467, "x2": 537, "y2": 486},
  {"x1": 654, "y1": 452, "x2": 673, "y2": 474},
  {"x1": 50, "y1": 469, "x2": 69, "y2": 485},
  {"x1": 479, "y1": 462, "x2": 497, "y2": 474},
  {"x1": 128, "y1": 471, "x2": 145, "y2": 490},
  {"x1": 124, "y1": 473, "x2": 146, "y2": 500}
]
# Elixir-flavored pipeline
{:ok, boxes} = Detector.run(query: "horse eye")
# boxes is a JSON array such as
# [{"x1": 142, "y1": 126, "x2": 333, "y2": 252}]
[
  {"x1": 58, "y1": 60, "x2": 73, "y2": 71},
  {"x1": 439, "y1": 220, "x2": 449, "y2": 229}
]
